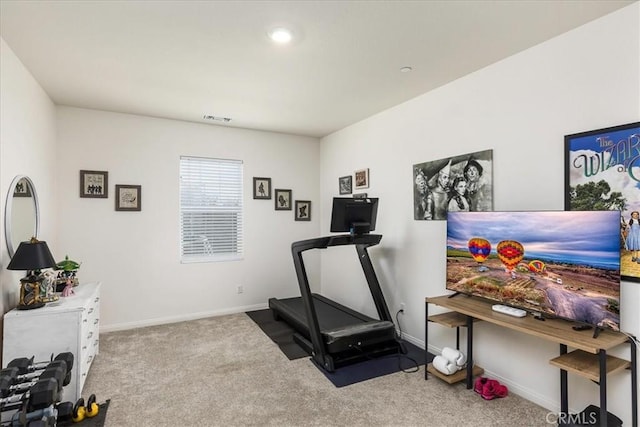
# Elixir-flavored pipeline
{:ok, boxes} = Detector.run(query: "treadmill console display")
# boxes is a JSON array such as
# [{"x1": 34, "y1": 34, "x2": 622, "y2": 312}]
[{"x1": 330, "y1": 197, "x2": 378, "y2": 235}]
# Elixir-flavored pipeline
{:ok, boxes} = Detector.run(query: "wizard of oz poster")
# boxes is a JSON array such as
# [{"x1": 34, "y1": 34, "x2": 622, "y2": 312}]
[{"x1": 565, "y1": 121, "x2": 640, "y2": 282}]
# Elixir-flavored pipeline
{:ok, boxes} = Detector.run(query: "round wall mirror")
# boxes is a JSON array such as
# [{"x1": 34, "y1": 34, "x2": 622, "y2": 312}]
[{"x1": 4, "y1": 175, "x2": 40, "y2": 258}]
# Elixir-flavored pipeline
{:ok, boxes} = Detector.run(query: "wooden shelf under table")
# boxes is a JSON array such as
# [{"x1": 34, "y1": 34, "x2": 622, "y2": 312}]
[
  {"x1": 550, "y1": 350, "x2": 631, "y2": 382},
  {"x1": 428, "y1": 311, "x2": 480, "y2": 328},
  {"x1": 426, "y1": 363, "x2": 484, "y2": 384}
]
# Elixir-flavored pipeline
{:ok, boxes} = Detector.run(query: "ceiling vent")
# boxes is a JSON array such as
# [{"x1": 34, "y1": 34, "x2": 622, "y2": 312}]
[{"x1": 203, "y1": 115, "x2": 232, "y2": 122}]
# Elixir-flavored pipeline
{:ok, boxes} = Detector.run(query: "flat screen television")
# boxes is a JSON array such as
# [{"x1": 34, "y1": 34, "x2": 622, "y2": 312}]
[
  {"x1": 330, "y1": 197, "x2": 378, "y2": 235},
  {"x1": 446, "y1": 210, "x2": 621, "y2": 331}
]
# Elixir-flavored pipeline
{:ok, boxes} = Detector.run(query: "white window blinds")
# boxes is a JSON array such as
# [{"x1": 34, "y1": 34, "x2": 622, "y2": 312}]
[{"x1": 180, "y1": 156, "x2": 243, "y2": 262}]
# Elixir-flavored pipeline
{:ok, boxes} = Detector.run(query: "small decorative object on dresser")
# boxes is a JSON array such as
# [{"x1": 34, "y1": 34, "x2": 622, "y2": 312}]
[
  {"x1": 55, "y1": 255, "x2": 81, "y2": 291},
  {"x1": 6, "y1": 237, "x2": 57, "y2": 310}
]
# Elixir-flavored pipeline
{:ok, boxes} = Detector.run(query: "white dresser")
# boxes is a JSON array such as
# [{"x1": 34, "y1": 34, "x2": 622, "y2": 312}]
[{"x1": 2, "y1": 282, "x2": 101, "y2": 402}]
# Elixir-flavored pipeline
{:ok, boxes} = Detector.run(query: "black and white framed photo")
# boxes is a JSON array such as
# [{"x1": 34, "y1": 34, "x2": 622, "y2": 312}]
[
  {"x1": 295, "y1": 200, "x2": 311, "y2": 221},
  {"x1": 115, "y1": 185, "x2": 141, "y2": 211},
  {"x1": 354, "y1": 168, "x2": 369, "y2": 190},
  {"x1": 80, "y1": 170, "x2": 108, "y2": 198},
  {"x1": 339, "y1": 176, "x2": 352, "y2": 195},
  {"x1": 275, "y1": 189, "x2": 292, "y2": 210},
  {"x1": 253, "y1": 177, "x2": 272, "y2": 199}
]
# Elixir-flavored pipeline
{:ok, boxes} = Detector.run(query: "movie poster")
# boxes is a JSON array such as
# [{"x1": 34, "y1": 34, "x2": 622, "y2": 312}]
[
  {"x1": 413, "y1": 149, "x2": 493, "y2": 221},
  {"x1": 564, "y1": 121, "x2": 640, "y2": 282}
]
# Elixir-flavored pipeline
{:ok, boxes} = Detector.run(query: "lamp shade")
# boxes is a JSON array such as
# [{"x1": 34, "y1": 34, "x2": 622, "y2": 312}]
[{"x1": 7, "y1": 239, "x2": 56, "y2": 271}]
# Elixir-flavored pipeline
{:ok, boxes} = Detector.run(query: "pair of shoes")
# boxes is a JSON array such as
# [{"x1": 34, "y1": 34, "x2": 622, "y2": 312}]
[{"x1": 474, "y1": 377, "x2": 509, "y2": 400}]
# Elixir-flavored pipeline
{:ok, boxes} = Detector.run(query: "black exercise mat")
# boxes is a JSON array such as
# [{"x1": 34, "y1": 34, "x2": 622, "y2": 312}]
[
  {"x1": 314, "y1": 341, "x2": 433, "y2": 387},
  {"x1": 58, "y1": 399, "x2": 110, "y2": 427},
  {"x1": 246, "y1": 309, "x2": 309, "y2": 360}
]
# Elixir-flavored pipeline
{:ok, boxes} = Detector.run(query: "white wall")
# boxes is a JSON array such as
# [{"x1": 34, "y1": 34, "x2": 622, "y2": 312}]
[
  {"x1": 0, "y1": 38, "x2": 58, "y2": 318},
  {"x1": 56, "y1": 107, "x2": 320, "y2": 330},
  {"x1": 320, "y1": 3, "x2": 639, "y2": 424}
]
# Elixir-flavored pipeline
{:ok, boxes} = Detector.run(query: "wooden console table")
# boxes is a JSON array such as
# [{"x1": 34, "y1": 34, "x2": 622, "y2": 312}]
[{"x1": 425, "y1": 294, "x2": 637, "y2": 427}]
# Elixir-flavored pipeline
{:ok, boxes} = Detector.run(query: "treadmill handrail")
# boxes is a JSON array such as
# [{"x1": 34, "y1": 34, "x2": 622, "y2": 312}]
[{"x1": 291, "y1": 233, "x2": 382, "y2": 253}]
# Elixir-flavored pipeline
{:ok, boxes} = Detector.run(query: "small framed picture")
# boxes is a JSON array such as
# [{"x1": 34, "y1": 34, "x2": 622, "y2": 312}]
[
  {"x1": 13, "y1": 178, "x2": 32, "y2": 197},
  {"x1": 295, "y1": 200, "x2": 311, "y2": 221},
  {"x1": 353, "y1": 193, "x2": 368, "y2": 199},
  {"x1": 115, "y1": 185, "x2": 141, "y2": 211},
  {"x1": 253, "y1": 177, "x2": 272, "y2": 199},
  {"x1": 80, "y1": 170, "x2": 108, "y2": 198},
  {"x1": 339, "y1": 176, "x2": 352, "y2": 195},
  {"x1": 274, "y1": 189, "x2": 292, "y2": 210},
  {"x1": 354, "y1": 168, "x2": 369, "y2": 190}
]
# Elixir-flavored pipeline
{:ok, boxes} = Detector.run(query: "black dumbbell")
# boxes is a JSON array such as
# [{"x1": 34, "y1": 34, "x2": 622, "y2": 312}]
[
  {"x1": 0, "y1": 364, "x2": 66, "y2": 399},
  {"x1": 0, "y1": 377, "x2": 59, "y2": 413},
  {"x1": 7, "y1": 401, "x2": 58, "y2": 427},
  {"x1": 7, "y1": 352, "x2": 74, "y2": 380}
]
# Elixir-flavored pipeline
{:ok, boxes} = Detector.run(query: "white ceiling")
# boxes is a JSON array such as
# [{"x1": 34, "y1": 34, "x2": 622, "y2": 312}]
[{"x1": 1, "y1": 0, "x2": 634, "y2": 138}]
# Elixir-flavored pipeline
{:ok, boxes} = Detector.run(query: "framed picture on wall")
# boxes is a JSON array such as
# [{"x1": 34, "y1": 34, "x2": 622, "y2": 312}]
[
  {"x1": 80, "y1": 170, "x2": 108, "y2": 198},
  {"x1": 253, "y1": 177, "x2": 271, "y2": 199},
  {"x1": 339, "y1": 176, "x2": 352, "y2": 195},
  {"x1": 115, "y1": 185, "x2": 141, "y2": 211},
  {"x1": 564, "y1": 121, "x2": 640, "y2": 282},
  {"x1": 354, "y1": 168, "x2": 369, "y2": 190},
  {"x1": 295, "y1": 200, "x2": 311, "y2": 221},
  {"x1": 274, "y1": 189, "x2": 292, "y2": 210}
]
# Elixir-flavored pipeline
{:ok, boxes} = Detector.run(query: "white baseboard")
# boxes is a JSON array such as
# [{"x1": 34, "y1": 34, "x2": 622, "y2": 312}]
[{"x1": 100, "y1": 302, "x2": 268, "y2": 333}]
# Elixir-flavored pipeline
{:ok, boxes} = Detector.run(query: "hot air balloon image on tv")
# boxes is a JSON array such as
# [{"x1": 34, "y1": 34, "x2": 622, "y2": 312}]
[
  {"x1": 528, "y1": 260, "x2": 546, "y2": 274},
  {"x1": 468, "y1": 238, "x2": 491, "y2": 271},
  {"x1": 496, "y1": 240, "x2": 524, "y2": 272}
]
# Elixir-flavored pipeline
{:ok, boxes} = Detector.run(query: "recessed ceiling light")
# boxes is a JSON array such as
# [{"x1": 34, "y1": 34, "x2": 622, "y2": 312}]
[
  {"x1": 400, "y1": 66, "x2": 413, "y2": 73},
  {"x1": 269, "y1": 27, "x2": 293, "y2": 44}
]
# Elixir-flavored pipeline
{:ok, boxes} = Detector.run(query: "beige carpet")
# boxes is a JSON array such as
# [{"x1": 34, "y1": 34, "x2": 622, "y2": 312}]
[{"x1": 82, "y1": 313, "x2": 550, "y2": 426}]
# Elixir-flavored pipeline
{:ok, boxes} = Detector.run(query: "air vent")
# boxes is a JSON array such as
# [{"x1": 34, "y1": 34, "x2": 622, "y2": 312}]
[{"x1": 203, "y1": 115, "x2": 232, "y2": 122}]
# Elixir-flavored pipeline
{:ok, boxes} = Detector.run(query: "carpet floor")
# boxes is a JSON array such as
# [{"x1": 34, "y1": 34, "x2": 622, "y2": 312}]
[{"x1": 82, "y1": 312, "x2": 551, "y2": 426}]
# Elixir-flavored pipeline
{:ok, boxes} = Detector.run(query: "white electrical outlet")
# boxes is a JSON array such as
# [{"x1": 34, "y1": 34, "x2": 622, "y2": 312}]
[
  {"x1": 237, "y1": 285, "x2": 244, "y2": 294},
  {"x1": 400, "y1": 303, "x2": 406, "y2": 313}
]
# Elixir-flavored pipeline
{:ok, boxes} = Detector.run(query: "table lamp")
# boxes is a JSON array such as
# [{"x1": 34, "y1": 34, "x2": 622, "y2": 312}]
[{"x1": 7, "y1": 237, "x2": 57, "y2": 309}]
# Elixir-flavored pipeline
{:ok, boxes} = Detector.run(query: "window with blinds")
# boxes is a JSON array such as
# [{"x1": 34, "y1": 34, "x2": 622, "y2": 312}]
[{"x1": 180, "y1": 156, "x2": 243, "y2": 262}]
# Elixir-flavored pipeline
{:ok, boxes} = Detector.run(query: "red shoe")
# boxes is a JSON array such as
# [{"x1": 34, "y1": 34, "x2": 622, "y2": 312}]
[
  {"x1": 494, "y1": 382, "x2": 508, "y2": 398},
  {"x1": 481, "y1": 379, "x2": 499, "y2": 400},
  {"x1": 474, "y1": 377, "x2": 488, "y2": 394}
]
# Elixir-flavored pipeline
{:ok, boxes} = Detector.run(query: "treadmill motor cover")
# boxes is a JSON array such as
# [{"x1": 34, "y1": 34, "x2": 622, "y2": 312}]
[{"x1": 322, "y1": 320, "x2": 396, "y2": 351}]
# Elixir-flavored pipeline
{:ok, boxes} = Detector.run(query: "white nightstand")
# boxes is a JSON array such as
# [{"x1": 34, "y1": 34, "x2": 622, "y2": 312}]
[{"x1": 2, "y1": 282, "x2": 101, "y2": 402}]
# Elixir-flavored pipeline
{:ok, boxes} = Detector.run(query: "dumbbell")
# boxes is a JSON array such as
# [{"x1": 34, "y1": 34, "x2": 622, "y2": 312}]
[
  {"x1": 5, "y1": 402, "x2": 58, "y2": 427},
  {"x1": 7, "y1": 353, "x2": 74, "y2": 385},
  {"x1": 72, "y1": 394, "x2": 99, "y2": 422},
  {"x1": 0, "y1": 364, "x2": 66, "y2": 400},
  {"x1": 0, "y1": 377, "x2": 59, "y2": 414}
]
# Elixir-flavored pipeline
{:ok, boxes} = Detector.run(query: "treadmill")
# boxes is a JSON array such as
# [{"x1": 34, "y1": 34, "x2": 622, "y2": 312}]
[{"x1": 268, "y1": 198, "x2": 400, "y2": 372}]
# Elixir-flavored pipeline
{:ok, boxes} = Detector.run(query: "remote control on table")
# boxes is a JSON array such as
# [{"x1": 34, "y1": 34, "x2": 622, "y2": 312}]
[{"x1": 492, "y1": 304, "x2": 527, "y2": 318}]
